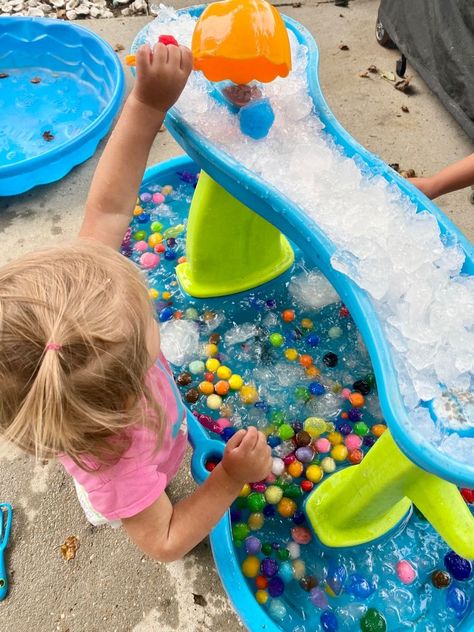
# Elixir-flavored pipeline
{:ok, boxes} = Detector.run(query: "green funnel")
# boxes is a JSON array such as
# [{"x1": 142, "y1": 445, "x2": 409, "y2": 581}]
[
  {"x1": 176, "y1": 172, "x2": 294, "y2": 298},
  {"x1": 306, "y1": 430, "x2": 474, "y2": 560}
]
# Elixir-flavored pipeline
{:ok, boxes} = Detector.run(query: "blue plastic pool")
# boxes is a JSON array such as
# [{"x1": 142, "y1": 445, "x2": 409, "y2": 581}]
[{"x1": 0, "y1": 17, "x2": 124, "y2": 196}]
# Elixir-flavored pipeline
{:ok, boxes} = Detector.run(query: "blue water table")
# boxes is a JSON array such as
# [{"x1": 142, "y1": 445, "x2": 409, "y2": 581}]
[{"x1": 127, "y1": 2, "x2": 474, "y2": 630}]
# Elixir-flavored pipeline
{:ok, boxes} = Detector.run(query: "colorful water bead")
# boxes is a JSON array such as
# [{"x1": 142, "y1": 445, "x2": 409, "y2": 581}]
[
  {"x1": 232, "y1": 522, "x2": 250, "y2": 541},
  {"x1": 291, "y1": 526, "x2": 312, "y2": 545},
  {"x1": 444, "y1": 550, "x2": 472, "y2": 581},
  {"x1": 395, "y1": 560, "x2": 416, "y2": 585},
  {"x1": 287, "y1": 460, "x2": 304, "y2": 477},
  {"x1": 207, "y1": 394, "x2": 222, "y2": 410},
  {"x1": 240, "y1": 384, "x2": 259, "y2": 404},
  {"x1": 281, "y1": 309, "x2": 295, "y2": 322},
  {"x1": 228, "y1": 374, "x2": 244, "y2": 390},
  {"x1": 189, "y1": 360, "x2": 205, "y2": 375},
  {"x1": 447, "y1": 585, "x2": 469, "y2": 616},
  {"x1": 320, "y1": 610, "x2": 339, "y2": 632},
  {"x1": 268, "y1": 576, "x2": 285, "y2": 597},
  {"x1": 242, "y1": 556, "x2": 260, "y2": 577},
  {"x1": 285, "y1": 348, "x2": 299, "y2": 361},
  {"x1": 269, "y1": 332, "x2": 284, "y2": 347},
  {"x1": 305, "y1": 465, "x2": 323, "y2": 483},
  {"x1": 347, "y1": 573, "x2": 373, "y2": 599},
  {"x1": 199, "y1": 381, "x2": 214, "y2": 395},
  {"x1": 321, "y1": 457, "x2": 337, "y2": 473},
  {"x1": 323, "y1": 352, "x2": 338, "y2": 367},
  {"x1": 360, "y1": 608, "x2": 387, "y2": 632},
  {"x1": 255, "y1": 589, "x2": 268, "y2": 604},
  {"x1": 326, "y1": 564, "x2": 347, "y2": 596},
  {"x1": 261, "y1": 558, "x2": 279, "y2": 578},
  {"x1": 271, "y1": 457, "x2": 285, "y2": 476},
  {"x1": 265, "y1": 485, "x2": 283, "y2": 505},
  {"x1": 309, "y1": 587, "x2": 328, "y2": 609},
  {"x1": 295, "y1": 446, "x2": 314, "y2": 463},
  {"x1": 304, "y1": 417, "x2": 327, "y2": 437},
  {"x1": 431, "y1": 570, "x2": 451, "y2": 588},
  {"x1": 248, "y1": 512, "x2": 265, "y2": 530},
  {"x1": 247, "y1": 492, "x2": 266, "y2": 513},
  {"x1": 331, "y1": 444, "x2": 348, "y2": 462},
  {"x1": 268, "y1": 599, "x2": 287, "y2": 621},
  {"x1": 277, "y1": 497, "x2": 297, "y2": 518}
]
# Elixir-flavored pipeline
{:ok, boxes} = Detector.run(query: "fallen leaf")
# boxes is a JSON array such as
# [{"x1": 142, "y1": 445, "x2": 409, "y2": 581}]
[
  {"x1": 0, "y1": 73, "x2": 9, "y2": 79},
  {"x1": 30, "y1": 76, "x2": 41, "y2": 84},
  {"x1": 400, "y1": 168, "x2": 416, "y2": 178},
  {"x1": 359, "y1": 71, "x2": 370, "y2": 78},
  {"x1": 193, "y1": 593, "x2": 207, "y2": 607},
  {"x1": 368, "y1": 64, "x2": 378, "y2": 73},
  {"x1": 60, "y1": 535, "x2": 80, "y2": 561},
  {"x1": 389, "y1": 163, "x2": 400, "y2": 172},
  {"x1": 339, "y1": 14, "x2": 345, "y2": 18},
  {"x1": 395, "y1": 77, "x2": 411, "y2": 93},
  {"x1": 381, "y1": 71, "x2": 396, "y2": 82},
  {"x1": 42, "y1": 131, "x2": 55, "y2": 142},
  {"x1": 339, "y1": 44, "x2": 349, "y2": 51},
  {"x1": 114, "y1": 43, "x2": 125, "y2": 52},
  {"x1": 401, "y1": 105, "x2": 409, "y2": 113}
]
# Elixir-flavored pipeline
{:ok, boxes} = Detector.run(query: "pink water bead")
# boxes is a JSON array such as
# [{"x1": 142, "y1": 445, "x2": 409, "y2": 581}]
[
  {"x1": 133, "y1": 240, "x2": 148, "y2": 253},
  {"x1": 283, "y1": 454, "x2": 296, "y2": 466},
  {"x1": 265, "y1": 473, "x2": 277, "y2": 484},
  {"x1": 216, "y1": 417, "x2": 232, "y2": 431},
  {"x1": 152, "y1": 192, "x2": 165, "y2": 205},
  {"x1": 396, "y1": 560, "x2": 416, "y2": 585},
  {"x1": 315, "y1": 438, "x2": 331, "y2": 453},
  {"x1": 140, "y1": 252, "x2": 160, "y2": 269},
  {"x1": 341, "y1": 388, "x2": 351, "y2": 399},
  {"x1": 291, "y1": 526, "x2": 312, "y2": 545},
  {"x1": 251, "y1": 482, "x2": 266, "y2": 493},
  {"x1": 345, "y1": 434, "x2": 363, "y2": 451}
]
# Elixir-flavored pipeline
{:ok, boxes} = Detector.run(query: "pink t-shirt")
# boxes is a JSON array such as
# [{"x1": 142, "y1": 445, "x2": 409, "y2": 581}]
[{"x1": 59, "y1": 353, "x2": 187, "y2": 523}]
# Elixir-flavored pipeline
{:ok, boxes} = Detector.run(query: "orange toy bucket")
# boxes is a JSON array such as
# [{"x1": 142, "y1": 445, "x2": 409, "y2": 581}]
[{"x1": 192, "y1": 0, "x2": 292, "y2": 84}]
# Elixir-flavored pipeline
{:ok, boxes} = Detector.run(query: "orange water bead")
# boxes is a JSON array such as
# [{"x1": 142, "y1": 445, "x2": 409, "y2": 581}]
[
  {"x1": 199, "y1": 381, "x2": 214, "y2": 395},
  {"x1": 371, "y1": 424, "x2": 387, "y2": 437},
  {"x1": 299, "y1": 354, "x2": 313, "y2": 368},
  {"x1": 173, "y1": 310, "x2": 183, "y2": 319},
  {"x1": 214, "y1": 380, "x2": 230, "y2": 396},
  {"x1": 282, "y1": 309, "x2": 295, "y2": 322},
  {"x1": 348, "y1": 449, "x2": 364, "y2": 464},
  {"x1": 178, "y1": 256, "x2": 187, "y2": 264},
  {"x1": 300, "y1": 318, "x2": 313, "y2": 330},
  {"x1": 277, "y1": 497, "x2": 297, "y2": 518},
  {"x1": 305, "y1": 365, "x2": 320, "y2": 378},
  {"x1": 255, "y1": 575, "x2": 268, "y2": 590},
  {"x1": 349, "y1": 392, "x2": 365, "y2": 408},
  {"x1": 287, "y1": 460, "x2": 304, "y2": 478}
]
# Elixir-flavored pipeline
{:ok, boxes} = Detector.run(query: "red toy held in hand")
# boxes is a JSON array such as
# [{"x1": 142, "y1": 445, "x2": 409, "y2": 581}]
[{"x1": 125, "y1": 35, "x2": 180, "y2": 66}]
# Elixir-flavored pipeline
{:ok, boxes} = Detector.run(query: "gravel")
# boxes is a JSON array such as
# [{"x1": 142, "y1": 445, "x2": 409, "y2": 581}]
[{"x1": 0, "y1": 0, "x2": 151, "y2": 20}]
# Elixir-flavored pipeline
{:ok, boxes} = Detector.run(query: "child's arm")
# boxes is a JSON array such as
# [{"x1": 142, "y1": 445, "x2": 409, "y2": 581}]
[
  {"x1": 122, "y1": 427, "x2": 272, "y2": 562},
  {"x1": 80, "y1": 43, "x2": 193, "y2": 250},
  {"x1": 409, "y1": 153, "x2": 474, "y2": 200}
]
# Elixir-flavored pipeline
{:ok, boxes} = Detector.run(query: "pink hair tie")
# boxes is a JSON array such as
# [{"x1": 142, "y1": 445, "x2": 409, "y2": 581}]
[{"x1": 45, "y1": 343, "x2": 62, "y2": 352}]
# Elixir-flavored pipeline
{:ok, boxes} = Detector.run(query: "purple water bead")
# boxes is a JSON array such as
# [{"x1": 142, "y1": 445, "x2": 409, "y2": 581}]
[
  {"x1": 245, "y1": 536, "x2": 262, "y2": 555},
  {"x1": 348, "y1": 408, "x2": 362, "y2": 422},
  {"x1": 444, "y1": 551, "x2": 472, "y2": 581},
  {"x1": 364, "y1": 435, "x2": 376, "y2": 448},
  {"x1": 338, "y1": 423, "x2": 353, "y2": 436},
  {"x1": 309, "y1": 587, "x2": 328, "y2": 609},
  {"x1": 295, "y1": 446, "x2": 314, "y2": 463},
  {"x1": 230, "y1": 509, "x2": 241, "y2": 523},
  {"x1": 261, "y1": 558, "x2": 279, "y2": 578},
  {"x1": 263, "y1": 505, "x2": 276, "y2": 517},
  {"x1": 268, "y1": 576, "x2": 285, "y2": 597}
]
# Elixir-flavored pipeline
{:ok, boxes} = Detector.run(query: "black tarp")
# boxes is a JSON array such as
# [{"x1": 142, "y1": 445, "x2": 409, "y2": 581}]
[{"x1": 378, "y1": 0, "x2": 474, "y2": 140}]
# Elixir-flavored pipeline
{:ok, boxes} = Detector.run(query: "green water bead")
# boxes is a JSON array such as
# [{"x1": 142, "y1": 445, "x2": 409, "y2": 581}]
[
  {"x1": 150, "y1": 221, "x2": 163, "y2": 233},
  {"x1": 236, "y1": 497, "x2": 248, "y2": 510},
  {"x1": 247, "y1": 492, "x2": 266, "y2": 513},
  {"x1": 328, "y1": 326, "x2": 343, "y2": 339},
  {"x1": 294, "y1": 386, "x2": 310, "y2": 402},
  {"x1": 277, "y1": 549, "x2": 290, "y2": 561},
  {"x1": 360, "y1": 608, "x2": 387, "y2": 632},
  {"x1": 261, "y1": 543, "x2": 273, "y2": 556},
  {"x1": 163, "y1": 223, "x2": 185, "y2": 239},
  {"x1": 353, "y1": 421, "x2": 369, "y2": 436},
  {"x1": 133, "y1": 230, "x2": 147, "y2": 241},
  {"x1": 284, "y1": 484, "x2": 303, "y2": 499},
  {"x1": 269, "y1": 333, "x2": 284, "y2": 347},
  {"x1": 271, "y1": 410, "x2": 286, "y2": 426},
  {"x1": 184, "y1": 307, "x2": 199, "y2": 320},
  {"x1": 279, "y1": 423, "x2": 295, "y2": 440},
  {"x1": 365, "y1": 372, "x2": 376, "y2": 389},
  {"x1": 232, "y1": 523, "x2": 250, "y2": 541}
]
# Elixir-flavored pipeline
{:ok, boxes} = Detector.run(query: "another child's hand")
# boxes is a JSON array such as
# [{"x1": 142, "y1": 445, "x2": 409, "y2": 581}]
[
  {"x1": 222, "y1": 426, "x2": 273, "y2": 484},
  {"x1": 408, "y1": 176, "x2": 438, "y2": 199},
  {"x1": 132, "y1": 42, "x2": 193, "y2": 114}
]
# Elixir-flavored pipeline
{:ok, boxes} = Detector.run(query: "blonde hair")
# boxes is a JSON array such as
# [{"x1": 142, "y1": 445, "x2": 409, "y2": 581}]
[{"x1": 0, "y1": 240, "x2": 164, "y2": 470}]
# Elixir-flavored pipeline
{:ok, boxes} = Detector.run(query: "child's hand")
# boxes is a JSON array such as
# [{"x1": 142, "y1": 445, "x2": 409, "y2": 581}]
[
  {"x1": 408, "y1": 176, "x2": 438, "y2": 199},
  {"x1": 221, "y1": 426, "x2": 273, "y2": 484},
  {"x1": 132, "y1": 42, "x2": 193, "y2": 114}
]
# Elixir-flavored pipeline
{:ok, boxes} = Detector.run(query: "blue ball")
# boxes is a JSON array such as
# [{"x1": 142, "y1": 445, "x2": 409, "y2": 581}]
[
  {"x1": 164, "y1": 249, "x2": 177, "y2": 260},
  {"x1": 279, "y1": 561, "x2": 294, "y2": 583},
  {"x1": 263, "y1": 504, "x2": 275, "y2": 517},
  {"x1": 347, "y1": 573, "x2": 373, "y2": 599},
  {"x1": 267, "y1": 435, "x2": 281, "y2": 448},
  {"x1": 444, "y1": 551, "x2": 472, "y2": 581},
  {"x1": 292, "y1": 511, "x2": 306, "y2": 525},
  {"x1": 268, "y1": 576, "x2": 285, "y2": 598},
  {"x1": 230, "y1": 509, "x2": 241, "y2": 523},
  {"x1": 309, "y1": 382, "x2": 326, "y2": 396},
  {"x1": 222, "y1": 427, "x2": 238, "y2": 442},
  {"x1": 285, "y1": 330, "x2": 297, "y2": 343},
  {"x1": 265, "y1": 299, "x2": 276, "y2": 309},
  {"x1": 239, "y1": 99, "x2": 275, "y2": 140},
  {"x1": 320, "y1": 610, "x2": 338, "y2": 632},
  {"x1": 306, "y1": 334, "x2": 320, "y2": 348},
  {"x1": 447, "y1": 585, "x2": 469, "y2": 616},
  {"x1": 159, "y1": 307, "x2": 174, "y2": 322},
  {"x1": 137, "y1": 212, "x2": 150, "y2": 223}
]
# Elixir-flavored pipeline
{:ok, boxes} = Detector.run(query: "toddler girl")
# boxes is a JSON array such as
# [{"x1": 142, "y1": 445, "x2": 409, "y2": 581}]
[{"x1": 0, "y1": 42, "x2": 272, "y2": 561}]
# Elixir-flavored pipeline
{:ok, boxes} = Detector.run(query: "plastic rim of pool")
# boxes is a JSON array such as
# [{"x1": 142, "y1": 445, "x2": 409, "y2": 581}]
[{"x1": 0, "y1": 17, "x2": 124, "y2": 196}]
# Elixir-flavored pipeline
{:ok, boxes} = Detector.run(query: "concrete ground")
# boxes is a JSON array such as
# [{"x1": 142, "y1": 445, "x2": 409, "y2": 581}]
[{"x1": 0, "y1": 1, "x2": 473, "y2": 631}]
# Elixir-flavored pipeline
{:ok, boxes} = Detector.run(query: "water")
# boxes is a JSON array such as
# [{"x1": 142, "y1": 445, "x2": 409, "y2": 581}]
[
  {"x1": 134, "y1": 7, "x2": 474, "y2": 465},
  {"x1": 122, "y1": 171, "x2": 474, "y2": 631},
  {"x1": 0, "y1": 67, "x2": 105, "y2": 166}
]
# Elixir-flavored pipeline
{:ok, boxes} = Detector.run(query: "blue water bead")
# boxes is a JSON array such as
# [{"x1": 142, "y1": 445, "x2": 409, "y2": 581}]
[
  {"x1": 447, "y1": 585, "x2": 469, "y2": 617},
  {"x1": 338, "y1": 423, "x2": 353, "y2": 436},
  {"x1": 268, "y1": 599, "x2": 287, "y2": 621},
  {"x1": 164, "y1": 249, "x2": 177, "y2": 260},
  {"x1": 309, "y1": 382, "x2": 326, "y2": 396},
  {"x1": 249, "y1": 296, "x2": 265, "y2": 310},
  {"x1": 348, "y1": 408, "x2": 362, "y2": 422},
  {"x1": 222, "y1": 427, "x2": 238, "y2": 442},
  {"x1": 263, "y1": 505, "x2": 276, "y2": 517},
  {"x1": 261, "y1": 557, "x2": 279, "y2": 578},
  {"x1": 268, "y1": 576, "x2": 285, "y2": 597},
  {"x1": 268, "y1": 435, "x2": 282, "y2": 448},
  {"x1": 245, "y1": 535, "x2": 262, "y2": 555},
  {"x1": 239, "y1": 99, "x2": 275, "y2": 140},
  {"x1": 279, "y1": 561, "x2": 294, "y2": 583},
  {"x1": 137, "y1": 212, "x2": 150, "y2": 223},
  {"x1": 306, "y1": 334, "x2": 320, "y2": 348},
  {"x1": 327, "y1": 563, "x2": 347, "y2": 596},
  {"x1": 255, "y1": 400, "x2": 269, "y2": 411},
  {"x1": 272, "y1": 542, "x2": 281, "y2": 551},
  {"x1": 295, "y1": 447, "x2": 314, "y2": 463},
  {"x1": 347, "y1": 574, "x2": 373, "y2": 599},
  {"x1": 292, "y1": 421, "x2": 303, "y2": 433},
  {"x1": 321, "y1": 610, "x2": 338, "y2": 632},
  {"x1": 159, "y1": 307, "x2": 174, "y2": 322},
  {"x1": 292, "y1": 511, "x2": 306, "y2": 525},
  {"x1": 230, "y1": 509, "x2": 241, "y2": 523},
  {"x1": 364, "y1": 436, "x2": 376, "y2": 448},
  {"x1": 444, "y1": 551, "x2": 472, "y2": 581},
  {"x1": 265, "y1": 299, "x2": 276, "y2": 309}
]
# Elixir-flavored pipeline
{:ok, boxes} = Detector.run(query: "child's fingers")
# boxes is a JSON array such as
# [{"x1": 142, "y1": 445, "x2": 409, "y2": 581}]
[
  {"x1": 225, "y1": 428, "x2": 246, "y2": 450},
  {"x1": 135, "y1": 44, "x2": 152, "y2": 72},
  {"x1": 240, "y1": 425, "x2": 259, "y2": 451},
  {"x1": 167, "y1": 44, "x2": 182, "y2": 70},
  {"x1": 152, "y1": 42, "x2": 169, "y2": 66},
  {"x1": 179, "y1": 46, "x2": 193, "y2": 73}
]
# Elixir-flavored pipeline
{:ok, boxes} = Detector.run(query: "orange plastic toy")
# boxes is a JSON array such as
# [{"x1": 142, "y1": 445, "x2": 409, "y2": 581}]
[{"x1": 192, "y1": 0, "x2": 292, "y2": 84}]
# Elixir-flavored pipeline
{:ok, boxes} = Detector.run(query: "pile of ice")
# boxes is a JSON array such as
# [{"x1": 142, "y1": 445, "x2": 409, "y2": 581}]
[{"x1": 143, "y1": 7, "x2": 474, "y2": 462}]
